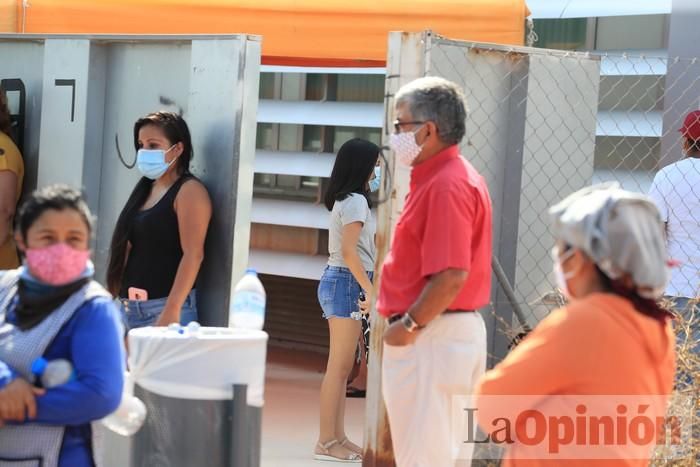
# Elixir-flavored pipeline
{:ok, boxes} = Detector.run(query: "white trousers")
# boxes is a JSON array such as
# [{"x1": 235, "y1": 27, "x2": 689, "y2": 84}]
[{"x1": 382, "y1": 312, "x2": 487, "y2": 467}]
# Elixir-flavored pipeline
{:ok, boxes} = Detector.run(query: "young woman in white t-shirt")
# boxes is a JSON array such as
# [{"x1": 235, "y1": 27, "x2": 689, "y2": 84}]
[{"x1": 315, "y1": 138, "x2": 380, "y2": 463}]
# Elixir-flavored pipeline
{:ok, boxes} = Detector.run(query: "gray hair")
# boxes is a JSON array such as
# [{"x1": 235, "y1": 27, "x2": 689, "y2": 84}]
[{"x1": 395, "y1": 77, "x2": 468, "y2": 145}]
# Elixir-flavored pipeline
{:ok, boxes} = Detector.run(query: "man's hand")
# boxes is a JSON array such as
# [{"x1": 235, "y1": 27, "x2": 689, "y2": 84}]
[
  {"x1": 383, "y1": 320, "x2": 418, "y2": 347},
  {"x1": 0, "y1": 379, "x2": 45, "y2": 422}
]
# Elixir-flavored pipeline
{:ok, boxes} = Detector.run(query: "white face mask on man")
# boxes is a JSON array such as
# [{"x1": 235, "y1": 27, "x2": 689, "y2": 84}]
[
  {"x1": 552, "y1": 247, "x2": 577, "y2": 300},
  {"x1": 389, "y1": 125, "x2": 424, "y2": 166}
]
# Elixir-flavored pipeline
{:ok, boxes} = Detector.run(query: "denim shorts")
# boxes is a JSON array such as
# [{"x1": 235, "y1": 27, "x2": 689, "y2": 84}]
[
  {"x1": 318, "y1": 266, "x2": 373, "y2": 319},
  {"x1": 117, "y1": 289, "x2": 198, "y2": 330}
]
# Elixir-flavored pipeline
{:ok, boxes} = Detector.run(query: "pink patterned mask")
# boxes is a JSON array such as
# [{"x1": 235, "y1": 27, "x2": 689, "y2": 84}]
[
  {"x1": 25, "y1": 243, "x2": 90, "y2": 286},
  {"x1": 389, "y1": 127, "x2": 424, "y2": 167}
]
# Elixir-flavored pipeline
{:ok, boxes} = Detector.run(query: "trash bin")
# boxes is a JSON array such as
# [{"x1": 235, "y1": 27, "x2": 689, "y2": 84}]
[{"x1": 126, "y1": 325, "x2": 268, "y2": 467}]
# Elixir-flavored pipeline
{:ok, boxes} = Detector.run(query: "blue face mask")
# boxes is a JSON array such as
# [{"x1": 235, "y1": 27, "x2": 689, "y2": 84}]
[
  {"x1": 136, "y1": 145, "x2": 177, "y2": 180},
  {"x1": 369, "y1": 166, "x2": 381, "y2": 192}
]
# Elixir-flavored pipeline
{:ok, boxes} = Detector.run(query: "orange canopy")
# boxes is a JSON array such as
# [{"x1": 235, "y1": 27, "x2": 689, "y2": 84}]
[{"x1": 4, "y1": 0, "x2": 529, "y2": 66}]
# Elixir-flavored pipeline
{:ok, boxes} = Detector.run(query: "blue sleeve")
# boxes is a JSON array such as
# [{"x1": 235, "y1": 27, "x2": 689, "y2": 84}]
[
  {"x1": 32, "y1": 297, "x2": 126, "y2": 425},
  {"x1": 0, "y1": 361, "x2": 17, "y2": 389}
]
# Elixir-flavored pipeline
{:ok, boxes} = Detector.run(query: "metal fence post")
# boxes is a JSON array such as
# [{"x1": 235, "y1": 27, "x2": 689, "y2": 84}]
[
  {"x1": 230, "y1": 384, "x2": 249, "y2": 467},
  {"x1": 363, "y1": 31, "x2": 430, "y2": 467}
]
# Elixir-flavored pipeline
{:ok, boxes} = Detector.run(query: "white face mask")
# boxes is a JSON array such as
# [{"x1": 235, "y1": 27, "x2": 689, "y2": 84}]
[
  {"x1": 552, "y1": 248, "x2": 576, "y2": 300},
  {"x1": 389, "y1": 126, "x2": 424, "y2": 166}
]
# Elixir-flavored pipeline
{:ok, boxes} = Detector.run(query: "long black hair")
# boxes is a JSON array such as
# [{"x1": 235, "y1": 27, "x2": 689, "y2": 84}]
[
  {"x1": 106, "y1": 111, "x2": 193, "y2": 295},
  {"x1": 323, "y1": 138, "x2": 380, "y2": 211}
]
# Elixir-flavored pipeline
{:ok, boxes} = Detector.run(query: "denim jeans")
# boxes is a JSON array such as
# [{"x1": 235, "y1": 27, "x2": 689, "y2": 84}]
[{"x1": 118, "y1": 289, "x2": 198, "y2": 330}]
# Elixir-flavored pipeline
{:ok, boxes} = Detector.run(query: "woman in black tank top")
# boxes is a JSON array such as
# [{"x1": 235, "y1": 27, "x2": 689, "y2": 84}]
[{"x1": 107, "y1": 112, "x2": 212, "y2": 330}]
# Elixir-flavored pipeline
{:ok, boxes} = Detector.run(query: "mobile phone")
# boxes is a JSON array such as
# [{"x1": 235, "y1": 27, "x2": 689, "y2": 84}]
[{"x1": 128, "y1": 287, "x2": 149, "y2": 301}]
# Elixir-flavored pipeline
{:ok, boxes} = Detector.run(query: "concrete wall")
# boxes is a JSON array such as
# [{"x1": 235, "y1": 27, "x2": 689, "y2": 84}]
[{"x1": 0, "y1": 34, "x2": 261, "y2": 326}]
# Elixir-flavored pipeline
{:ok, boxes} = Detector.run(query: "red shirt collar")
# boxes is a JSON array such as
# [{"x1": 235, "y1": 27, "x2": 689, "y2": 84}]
[{"x1": 410, "y1": 145, "x2": 461, "y2": 186}]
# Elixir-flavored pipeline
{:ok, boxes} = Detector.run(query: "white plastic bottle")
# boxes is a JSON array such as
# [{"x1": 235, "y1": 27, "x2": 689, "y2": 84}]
[
  {"x1": 230, "y1": 268, "x2": 266, "y2": 330},
  {"x1": 101, "y1": 375, "x2": 147, "y2": 436},
  {"x1": 31, "y1": 358, "x2": 75, "y2": 388}
]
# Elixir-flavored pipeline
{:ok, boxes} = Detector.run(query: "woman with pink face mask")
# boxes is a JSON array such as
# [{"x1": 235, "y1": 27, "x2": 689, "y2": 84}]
[{"x1": 0, "y1": 185, "x2": 125, "y2": 467}]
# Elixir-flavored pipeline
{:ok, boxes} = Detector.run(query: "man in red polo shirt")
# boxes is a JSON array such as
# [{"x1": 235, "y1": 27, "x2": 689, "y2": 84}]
[{"x1": 376, "y1": 77, "x2": 492, "y2": 466}]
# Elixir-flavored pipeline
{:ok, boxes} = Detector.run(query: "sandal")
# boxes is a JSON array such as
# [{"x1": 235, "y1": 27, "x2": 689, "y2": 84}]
[
  {"x1": 314, "y1": 439, "x2": 362, "y2": 463},
  {"x1": 340, "y1": 437, "x2": 363, "y2": 455}
]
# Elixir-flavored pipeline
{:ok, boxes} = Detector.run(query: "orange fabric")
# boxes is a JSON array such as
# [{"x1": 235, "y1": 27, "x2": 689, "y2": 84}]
[
  {"x1": 19, "y1": 0, "x2": 529, "y2": 65},
  {"x1": 0, "y1": 0, "x2": 17, "y2": 33},
  {"x1": 474, "y1": 293, "x2": 676, "y2": 466}
]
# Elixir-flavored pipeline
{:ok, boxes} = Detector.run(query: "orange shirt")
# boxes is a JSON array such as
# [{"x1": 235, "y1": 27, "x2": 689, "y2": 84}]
[
  {"x1": 474, "y1": 293, "x2": 676, "y2": 466},
  {"x1": 0, "y1": 131, "x2": 23, "y2": 269}
]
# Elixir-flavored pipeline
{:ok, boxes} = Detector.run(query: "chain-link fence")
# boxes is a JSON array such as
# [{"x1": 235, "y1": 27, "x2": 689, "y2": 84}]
[
  {"x1": 384, "y1": 32, "x2": 699, "y2": 361},
  {"x1": 427, "y1": 38, "x2": 598, "y2": 341},
  {"x1": 381, "y1": 30, "x2": 700, "y2": 466}
]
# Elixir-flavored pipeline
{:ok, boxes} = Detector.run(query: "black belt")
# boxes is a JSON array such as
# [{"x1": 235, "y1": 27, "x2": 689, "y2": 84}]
[{"x1": 387, "y1": 309, "x2": 475, "y2": 324}]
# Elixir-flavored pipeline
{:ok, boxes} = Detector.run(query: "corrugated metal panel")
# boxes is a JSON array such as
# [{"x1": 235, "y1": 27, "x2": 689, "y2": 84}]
[
  {"x1": 532, "y1": 17, "x2": 588, "y2": 50},
  {"x1": 596, "y1": 110, "x2": 662, "y2": 137},
  {"x1": 599, "y1": 52, "x2": 667, "y2": 76},
  {"x1": 250, "y1": 224, "x2": 320, "y2": 255},
  {"x1": 591, "y1": 169, "x2": 655, "y2": 193},
  {"x1": 251, "y1": 199, "x2": 330, "y2": 229},
  {"x1": 255, "y1": 150, "x2": 334, "y2": 177},
  {"x1": 249, "y1": 248, "x2": 327, "y2": 280},
  {"x1": 260, "y1": 273, "x2": 329, "y2": 350},
  {"x1": 337, "y1": 74, "x2": 385, "y2": 102},
  {"x1": 257, "y1": 100, "x2": 383, "y2": 127},
  {"x1": 262, "y1": 65, "x2": 385, "y2": 75}
]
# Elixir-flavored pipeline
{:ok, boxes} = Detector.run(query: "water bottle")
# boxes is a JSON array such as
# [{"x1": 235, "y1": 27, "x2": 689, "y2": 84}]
[
  {"x1": 166, "y1": 322, "x2": 200, "y2": 336},
  {"x1": 230, "y1": 268, "x2": 266, "y2": 330},
  {"x1": 31, "y1": 358, "x2": 75, "y2": 388},
  {"x1": 101, "y1": 376, "x2": 147, "y2": 436}
]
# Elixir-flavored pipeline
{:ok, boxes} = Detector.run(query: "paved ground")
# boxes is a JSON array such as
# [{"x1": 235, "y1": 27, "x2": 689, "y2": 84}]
[
  {"x1": 262, "y1": 346, "x2": 365, "y2": 467},
  {"x1": 98, "y1": 345, "x2": 365, "y2": 467}
]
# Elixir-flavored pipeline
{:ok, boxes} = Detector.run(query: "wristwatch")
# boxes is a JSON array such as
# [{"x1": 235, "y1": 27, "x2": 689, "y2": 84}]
[{"x1": 401, "y1": 313, "x2": 423, "y2": 333}]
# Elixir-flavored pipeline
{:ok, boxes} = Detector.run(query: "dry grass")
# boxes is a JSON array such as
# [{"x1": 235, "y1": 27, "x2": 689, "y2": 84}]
[{"x1": 649, "y1": 298, "x2": 699, "y2": 466}]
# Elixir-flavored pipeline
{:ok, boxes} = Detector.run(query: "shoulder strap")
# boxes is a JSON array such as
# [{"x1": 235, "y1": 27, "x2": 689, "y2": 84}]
[
  {"x1": 26, "y1": 280, "x2": 112, "y2": 362},
  {"x1": 166, "y1": 174, "x2": 195, "y2": 207},
  {"x1": 0, "y1": 269, "x2": 21, "y2": 324},
  {"x1": 83, "y1": 280, "x2": 112, "y2": 302},
  {"x1": 0, "y1": 269, "x2": 21, "y2": 289},
  {"x1": 174, "y1": 174, "x2": 195, "y2": 193}
]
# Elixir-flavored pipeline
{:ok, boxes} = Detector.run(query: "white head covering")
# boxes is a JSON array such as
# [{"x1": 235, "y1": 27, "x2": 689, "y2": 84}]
[{"x1": 549, "y1": 183, "x2": 669, "y2": 299}]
